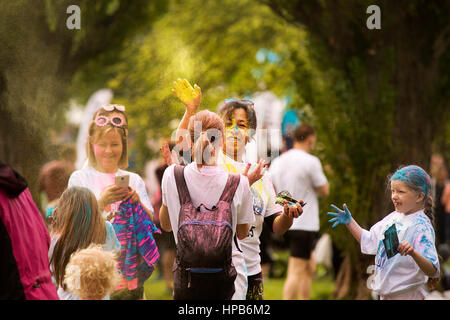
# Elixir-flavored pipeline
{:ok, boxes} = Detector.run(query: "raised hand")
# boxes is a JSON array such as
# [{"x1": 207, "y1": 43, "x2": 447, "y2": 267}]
[
  {"x1": 160, "y1": 142, "x2": 180, "y2": 166},
  {"x1": 327, "y1": 203, "x2": 352, "y2": 228},
  {"x1": 242, "y1": 159, "x2": 266, "y2": 186},
  {"x1": 172, "y1": 78, "x2": 202, "y2": 113}
]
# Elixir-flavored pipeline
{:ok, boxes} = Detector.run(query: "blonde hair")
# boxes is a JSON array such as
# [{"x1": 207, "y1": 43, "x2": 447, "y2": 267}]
[
  {"x1": 86, "y1": 108, "x2": 129, "y2": 169},
  {"x1": 188, "y1": 110, "x2": 224, "y2": 165},
  {"x1": 64, "y1": 244, "x2": 121, "y2": 300},
  {"x1": 50, "y1": 187, "x2": 107, "y2": 288}
]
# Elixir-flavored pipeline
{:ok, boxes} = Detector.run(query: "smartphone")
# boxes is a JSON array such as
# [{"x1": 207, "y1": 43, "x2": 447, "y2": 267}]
[{"x1": 115, "y1": 174, "x2": 130, "y2": 188}]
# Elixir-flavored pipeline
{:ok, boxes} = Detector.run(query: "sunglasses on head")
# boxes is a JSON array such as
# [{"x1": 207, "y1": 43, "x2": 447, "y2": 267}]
[
  {"x1": 94, "y1": 114, "x2": 127, "y2": 127},
  {"x1": 101, "y1": 104, "x2": 126, "y2": 112},
  {"x1": 224, "y1": 98, "x2": 254, "y2": 108}
]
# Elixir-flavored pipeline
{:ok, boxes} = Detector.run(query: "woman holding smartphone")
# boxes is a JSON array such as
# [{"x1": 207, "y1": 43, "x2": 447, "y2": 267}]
[{"x1": 67, "y1": 104, "x2": 156, "y2": 299}]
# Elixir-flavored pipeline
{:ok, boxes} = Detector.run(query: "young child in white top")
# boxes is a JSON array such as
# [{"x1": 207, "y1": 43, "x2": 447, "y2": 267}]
[{"x1": 328, "y1": 165, "x2": 440, "y2": 300}]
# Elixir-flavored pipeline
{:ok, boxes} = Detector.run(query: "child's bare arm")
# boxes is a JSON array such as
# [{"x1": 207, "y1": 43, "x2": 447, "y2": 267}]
[
  {"x1": 159, "y1": 204, "x2": 172, "y2": 232},
  {"x1": 172, "y1": 79, "x2": 201, "y2": 145},
  {"x1": 346, "y1": 218, "x2": 364, "y2": 243},
  {"x1": 398, "y1": 241, "x2": 438, "y2": 278}
]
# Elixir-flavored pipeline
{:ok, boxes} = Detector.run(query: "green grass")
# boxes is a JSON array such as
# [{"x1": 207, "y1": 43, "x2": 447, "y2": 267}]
[
  {"x1": 144, "y1": 274, "x2": 173, "y2": 300},
  {"x1": 143, "y1": 251, "x2": 335, "y2": 300},
  {"x1": 263, "y1": 273, "x2": 335, "y2": 300}
]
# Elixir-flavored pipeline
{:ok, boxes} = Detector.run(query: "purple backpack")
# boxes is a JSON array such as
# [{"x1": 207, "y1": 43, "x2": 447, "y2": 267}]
[{"x1": 172, "y1": 165, "x2": 240, "y2": 300}]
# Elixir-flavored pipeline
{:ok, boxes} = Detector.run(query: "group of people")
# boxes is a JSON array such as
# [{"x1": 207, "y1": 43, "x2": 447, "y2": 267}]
[{"x1": 0, "y1": 79, "x2": 443, "y2": 301}]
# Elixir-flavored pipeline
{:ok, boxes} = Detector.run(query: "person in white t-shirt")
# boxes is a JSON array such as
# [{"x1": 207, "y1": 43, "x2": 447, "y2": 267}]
[
  {"x1": 328, "y1": 165, "x2": 440, "y2": 300},
  {"x1": 217, "y1": 99, "x2": 304, "y2": 300},
  {"x1": 68, "y1": 104, "x2": 154, "y2": 299},
  {"x1": 269, "y1": 123, "x2": 329, "y2": 300},
  {"x1": 168, "y1": 79, "x2": 304, "y2": 300},
  {"x1": 159, "y1": 109, "x2": 255, "y2": 300},
  {"x1": 68, "y1": 104, "x2": 154, "y2": 222}
]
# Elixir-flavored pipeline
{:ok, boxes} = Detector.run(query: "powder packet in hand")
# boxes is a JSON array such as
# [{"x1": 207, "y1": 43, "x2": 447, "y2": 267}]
[
  {"x1": 275, "y1": 190, "x2": 306, "y2": 207},
  {"x1": 383, "y1": 224, "x2": 399, "y2": 259}
]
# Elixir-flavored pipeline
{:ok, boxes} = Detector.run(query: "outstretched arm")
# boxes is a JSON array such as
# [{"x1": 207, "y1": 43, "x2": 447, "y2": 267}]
[
  {"x1": 172, "y1": 78, "x2": 202, "y2": 145},
  {"x1": 346, "y1": 218, "x2": 364, "y2": 243},
  {"x1": 328, "y1": 204, "x2": 365, "y2": 243},
  {"x1": 272, "y1": 201, "x2": 305, "y2": 236}
]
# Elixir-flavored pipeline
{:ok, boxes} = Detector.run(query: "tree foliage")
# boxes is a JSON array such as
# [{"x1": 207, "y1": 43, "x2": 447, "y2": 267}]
[
  {"x1": 262, "y1": 0, "x2": 450, "y2": 298},
  {"x1": 93, "y1": 0, "x2": 313, "y2": 171},
  {"x1": 0, "y1": 0, "x2": 167, "y2": 198}
]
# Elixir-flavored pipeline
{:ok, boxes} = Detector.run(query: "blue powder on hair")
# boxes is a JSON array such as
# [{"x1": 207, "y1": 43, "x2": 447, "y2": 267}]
[{"x1": 391, "y1": 165, "x2": 431, "y2": 195}]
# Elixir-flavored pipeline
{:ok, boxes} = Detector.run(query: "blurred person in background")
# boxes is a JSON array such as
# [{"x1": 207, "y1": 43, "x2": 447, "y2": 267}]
[
  {"x1": 440, "y1": 168, "x2": 450, "y2": 246},
  {"x1": 151, "y1": 160, "x2": 176, "y2": 295},
  {"x1": 38, "y1": 160, "x2": 75, "y2": 228},
  {"x1": 269, "y1": 124, "x2": 329, "y2": 300},
  {"x1": 432, "y1": 165, "x2": 449, "y2": 246}
]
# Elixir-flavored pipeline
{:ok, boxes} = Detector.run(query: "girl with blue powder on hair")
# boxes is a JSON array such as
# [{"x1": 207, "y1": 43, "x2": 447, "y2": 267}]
[{"x1": 328, "y1": 165, "x2": 440, "y2": 300}]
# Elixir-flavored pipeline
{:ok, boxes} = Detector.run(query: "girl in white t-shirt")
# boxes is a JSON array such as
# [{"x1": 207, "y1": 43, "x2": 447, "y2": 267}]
[
  {"x1": 159, "y1": 109, "x2": 255, "y2": 300},
  {"x1": 68, "y1": 104, "x2": 155, "y2": 299},
  {"x1": 328, "y1": 165, "x2": 440, "y2": 300},
  {"x1": 169, "y1": 80, "x2": 304, "y2": 300}
]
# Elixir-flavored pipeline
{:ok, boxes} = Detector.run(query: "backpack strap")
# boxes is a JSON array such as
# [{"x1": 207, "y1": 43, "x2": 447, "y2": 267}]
[
  {"x1": 173, "y1": 165, "x2": 191, "y2": 206},
  {"x1": 219, "y1": 173, "x2": 241, "y2": 203}
]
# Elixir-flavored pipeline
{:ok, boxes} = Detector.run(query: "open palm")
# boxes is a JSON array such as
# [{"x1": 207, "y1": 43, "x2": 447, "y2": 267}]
[
  {"x1": 172, "y1": 78, "x2": 202, "y2": 113},
  {"x1": 327, "y1": 204, "x2": 352, "y2": 228}
]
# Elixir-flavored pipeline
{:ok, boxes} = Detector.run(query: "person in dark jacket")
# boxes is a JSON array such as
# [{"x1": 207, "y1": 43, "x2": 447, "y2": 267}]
[{"x1": 0, "y1": 162, "x2": 58, "y2": 300}]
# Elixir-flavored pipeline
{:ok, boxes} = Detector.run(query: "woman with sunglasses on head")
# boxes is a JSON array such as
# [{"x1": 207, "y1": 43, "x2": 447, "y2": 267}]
[
  {"x1": 171, "y1": 80, "x2": 304, "y2": 300},
  {"x1": 68, "y1": 104, "x2": 156, "y2": 299}
]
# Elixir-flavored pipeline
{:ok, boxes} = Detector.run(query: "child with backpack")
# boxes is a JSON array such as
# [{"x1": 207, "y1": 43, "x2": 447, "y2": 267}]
[{"x1": 159, "y1": 110, "x2": 255, "y2": 300}]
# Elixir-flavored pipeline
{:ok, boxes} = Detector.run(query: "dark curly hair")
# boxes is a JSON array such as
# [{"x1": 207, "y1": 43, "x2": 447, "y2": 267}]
[{"x1": 218, "y1": 99, "x2": 257, "y2": 139}]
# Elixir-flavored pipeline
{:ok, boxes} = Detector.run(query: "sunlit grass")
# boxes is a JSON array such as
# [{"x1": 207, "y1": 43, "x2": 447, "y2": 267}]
[{"x1": 143, "y1": 250, "x2": 335, "y2": 300}]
